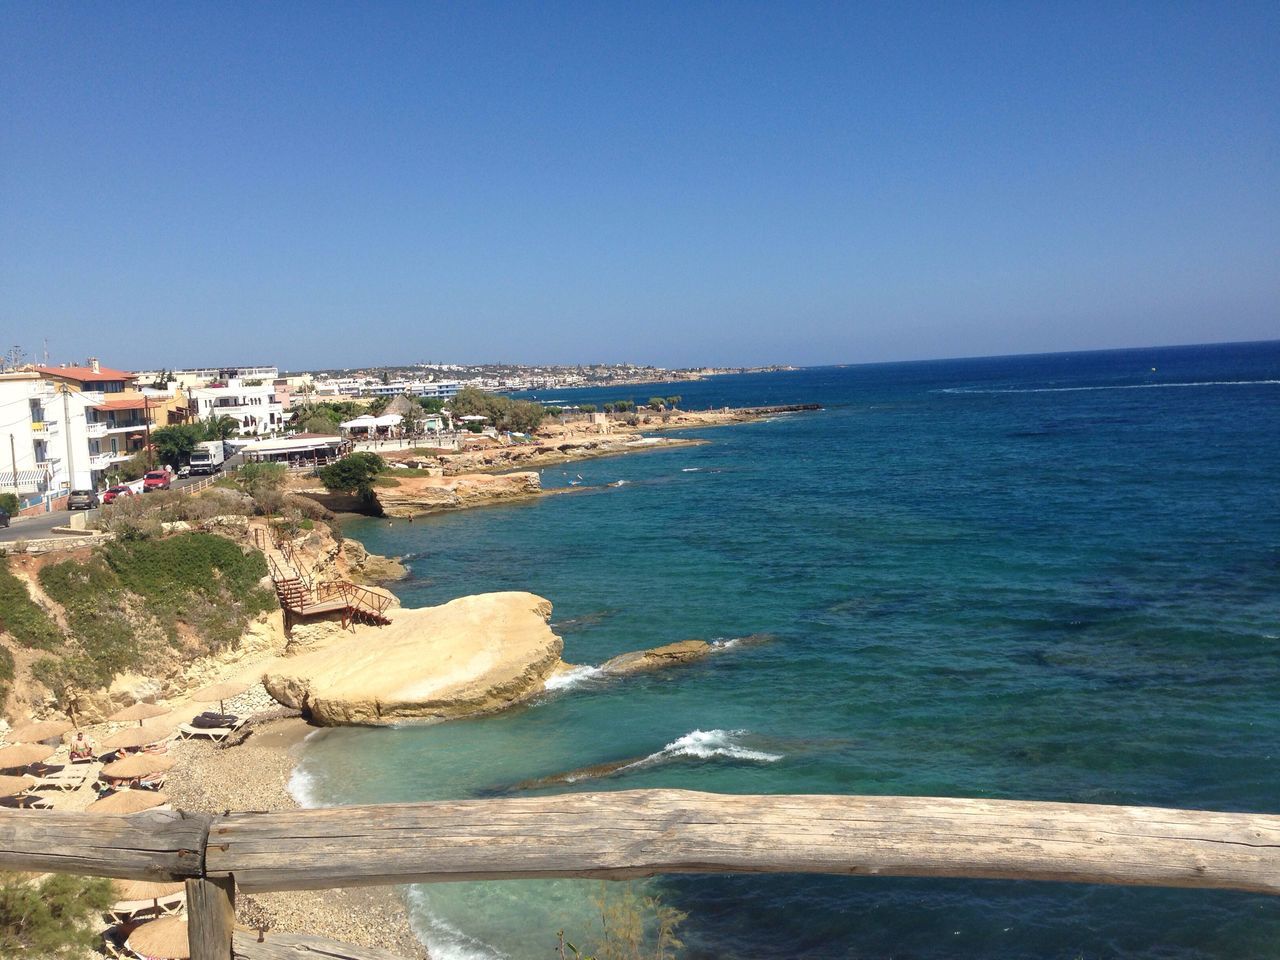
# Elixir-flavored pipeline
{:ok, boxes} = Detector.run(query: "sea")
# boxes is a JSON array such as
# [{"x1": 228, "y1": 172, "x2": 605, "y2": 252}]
[{"x1": 291, "y1": 340, "x2": 1280, "y2": 960}]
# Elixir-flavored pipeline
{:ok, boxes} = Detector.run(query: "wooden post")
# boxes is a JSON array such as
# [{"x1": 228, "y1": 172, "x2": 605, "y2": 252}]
[{"x1": 186, "y1": 875, "x2": 235, "y2": 960}]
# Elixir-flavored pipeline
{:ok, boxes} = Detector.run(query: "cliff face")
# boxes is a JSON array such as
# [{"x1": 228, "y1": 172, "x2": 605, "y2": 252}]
[{"x1": 262, "y1": 591, "x2": 563, "y2": 725}]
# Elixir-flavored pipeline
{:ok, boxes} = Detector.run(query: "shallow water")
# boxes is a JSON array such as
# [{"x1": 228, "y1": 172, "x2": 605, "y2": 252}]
[{"x1": 294, "y1": 341, "x2": 1280, "y2": 959}]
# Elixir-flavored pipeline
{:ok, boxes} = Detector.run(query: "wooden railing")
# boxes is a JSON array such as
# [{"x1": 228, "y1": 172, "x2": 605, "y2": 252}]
[{"x1": 1, "y1": 790, "x2": 1278, "y2": 959}]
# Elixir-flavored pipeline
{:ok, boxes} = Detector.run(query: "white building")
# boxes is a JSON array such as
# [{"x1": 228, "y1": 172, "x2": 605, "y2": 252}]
[
  {"x1": 134, "y1": 365, "x2": 280, "y2": 390},
  {"x1": 355, "y1": 380, "x2": 461, "y2": 400},
  {"x1": 188, "y1": 379, "x2": 285, "y2": 435},
  {"x1": 0, "y1": 372, "x2": 95, "y2": 499}
]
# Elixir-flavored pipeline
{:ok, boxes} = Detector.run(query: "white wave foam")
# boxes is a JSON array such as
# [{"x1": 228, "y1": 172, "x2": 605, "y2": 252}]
[
  {"x1": 940, "y1": 380, "x2": 1280, "y2": 395},
  {"x1": 622, "y1": 729, "x2": 782, "y2": 771},
  {"x1": 681, "y1": 467, "x2": 701, "y2": 472},
  {"x1": 543, "y1": 665, "x2": 605, "y2": 691},
  {"x1": 710, "y1": 637, "x2": 741, "y2": 650},
  {"x1": 608, "y1": 479, "x2": 629, "y2": 487},
  {"x1": 407, "y1": 888, "x2": 508, "y2": 960},
  {"x1": 287, "y1": 766, "x2": 319, "y2": 808}
]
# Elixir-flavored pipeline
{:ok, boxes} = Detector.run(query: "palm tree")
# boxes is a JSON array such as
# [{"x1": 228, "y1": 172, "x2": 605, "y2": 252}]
[{"x1": 204, "y1": 414, "x2": 240, "y2": 441}]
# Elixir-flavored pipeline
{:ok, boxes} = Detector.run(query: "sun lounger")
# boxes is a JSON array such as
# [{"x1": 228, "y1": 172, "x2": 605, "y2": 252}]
[
  {"x1": 30, "y1": 768, "x2": 91, "y2": 791},
  {"x1": 105, "y1": 891, "x2": 186, "y2": 925},
  {"x1": 0, "y1": 793, "x2": 53, "y2": 809},
  {"x1": 177, "y1": 717, "x2": 247, "y2": 741}
]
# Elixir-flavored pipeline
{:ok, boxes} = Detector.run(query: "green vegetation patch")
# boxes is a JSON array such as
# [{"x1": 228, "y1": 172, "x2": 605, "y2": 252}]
[
  {"x1": 0, "y1": 872, "x2": 114, "y2": 958},
  {"x1": 38, "y1": 554, "x2": 141, "y2": 682},
  {"x1": 0, "y1": 556, "x2": 62, "y2": 650},
  {"x1": 37, "y1": 533, "x2": 275, "y2": 692}
]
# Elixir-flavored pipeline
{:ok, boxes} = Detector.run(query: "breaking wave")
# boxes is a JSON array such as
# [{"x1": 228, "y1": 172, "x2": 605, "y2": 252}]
[
  {"x1": 617, "y1": 729, "x2": 783, "y2": 773},
  {"x1": 407, "y1": 888, "x2": 507, "y2": 960},
  {"x1": 543, "y1": 665, "x2": 605, "y2": 691}
]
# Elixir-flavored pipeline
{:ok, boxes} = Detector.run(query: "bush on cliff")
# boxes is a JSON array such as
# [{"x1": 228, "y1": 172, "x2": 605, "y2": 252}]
[
  {"x1": 34, "y1": 533, "x2": 275, "y2": 705},
  {"x1": 0, "y1": 872, "x2": 114, "y2": 958},
  {"x1": 318, "y1": 452, "x2": 386, "y2": 500}
]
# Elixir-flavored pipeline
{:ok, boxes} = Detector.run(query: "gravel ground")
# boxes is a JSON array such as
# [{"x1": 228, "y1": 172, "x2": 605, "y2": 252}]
[{"x1": 167, "y1": 705, "x2": 429, "y2": 958}]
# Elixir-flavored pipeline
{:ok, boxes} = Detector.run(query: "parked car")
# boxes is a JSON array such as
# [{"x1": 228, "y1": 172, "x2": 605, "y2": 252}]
[
  {"x1": 67, "y1": 489, "x2": 100, "y2": 510},
  {"x1": 0, "y1": 507, "x2": 10, "y2": 528},
  {"x1": 101, "y1": 485, "x2": 135, "y2": 505},
  {"x1": 142, "y1": 470, "x2": 172, "y2": 492}
]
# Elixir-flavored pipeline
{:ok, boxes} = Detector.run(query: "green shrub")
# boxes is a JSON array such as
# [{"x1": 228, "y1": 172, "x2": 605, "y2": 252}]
[
  {"x1": 0, "y1": 493, "x2": 18, "y2": 514},
  {"x1": 0, "y1": 871, "x2": 114, "y2": 958},
  {"x1": 317, "y1": 452, "x2": 386, "y2": 497},
  {"x1": 0, "y1": 557, "x2": 63, "y2": 649}
]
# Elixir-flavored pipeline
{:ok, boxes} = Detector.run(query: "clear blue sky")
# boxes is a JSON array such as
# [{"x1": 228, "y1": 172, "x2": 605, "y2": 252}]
[{"x1": 2, "y1": 2, "x2": 1277, "y2": 370}]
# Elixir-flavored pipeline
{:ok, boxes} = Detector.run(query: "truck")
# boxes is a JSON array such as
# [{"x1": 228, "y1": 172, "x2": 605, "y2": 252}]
[{"x1": 189, "y1": 440, "x2": 226, "y2": 475}]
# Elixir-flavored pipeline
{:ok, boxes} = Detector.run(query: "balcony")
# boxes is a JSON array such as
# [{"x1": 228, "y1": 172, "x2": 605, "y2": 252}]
[
  {"x1": 102, "y1": 420, "x2": 148, "y2": 433},
  {"x1": 89, "y1": 452, "x2": 116, "y2": 470},
  {"x1": 86, "y1": 422, "x2": 108, "y2": 439}
]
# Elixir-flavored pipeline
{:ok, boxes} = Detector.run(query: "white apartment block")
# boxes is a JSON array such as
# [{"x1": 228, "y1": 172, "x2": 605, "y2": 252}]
[
  {"x1": 0, "y1": 372, "x2": 94, "y2": 497},
  {"x1": 355, "y1": 380, "x2": 461, "y2": 399},
  {"x1": 188, "y1": 379, "x2": 284, "y2": 435},
  {"x1": 135, "y1": 366, "x2": 280, "y2": 390}
]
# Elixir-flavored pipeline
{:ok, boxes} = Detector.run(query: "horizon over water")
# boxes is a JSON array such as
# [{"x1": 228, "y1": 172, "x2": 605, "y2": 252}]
[{"x1": 294, "y1": 340, "x2": 1280, "y2": 959}]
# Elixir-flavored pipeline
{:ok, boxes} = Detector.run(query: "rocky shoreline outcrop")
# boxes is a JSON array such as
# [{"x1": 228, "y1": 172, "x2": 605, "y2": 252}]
[{"x1": 263, "y1": 592, "x2": 564, "y2": 725}]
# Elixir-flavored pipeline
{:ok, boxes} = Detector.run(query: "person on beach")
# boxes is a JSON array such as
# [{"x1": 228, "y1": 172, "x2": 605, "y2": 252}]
[{"x1": 69, "y1": 730, "x2": 95, "y2": 762}]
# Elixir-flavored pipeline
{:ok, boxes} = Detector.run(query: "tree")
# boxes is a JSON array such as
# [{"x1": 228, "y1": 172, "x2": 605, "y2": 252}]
[
  {"x1": 648, "y1": 397, "x2": 666, "y2": 411},
  {"x1": 578, "y1": 404, "x2": 597, "y2": 414},
  {"x1": 151, "y1": 423, "x2": 205, "y2": 467},
  {"x1": 418, "y1": 396, "x2": 446, "y2": 414},
  {"x1": 317, "y1": 452, "x2": 386, "y2": 499},
  {"x1": 0, "y1": 872, "x2": 114, "y2": 958},
  {"x1": 204, "y1": 415, "x2": 240, "y2": 441},
  {"x1": 0, "y1": 493, "x2": 18, "y2": 514},
  {"x1": 367, "y1": 395, "x2": 391, "y2": 416},
  {"x1": 665, "y1": 396, "x2": 682, "y2": 408}
]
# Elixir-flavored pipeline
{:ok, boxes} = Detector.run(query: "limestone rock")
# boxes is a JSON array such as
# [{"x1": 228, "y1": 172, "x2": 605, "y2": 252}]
[
  {"x1": 341, "y1": 540, "x2": 408, "y2": 583},
  {"x1": 373, "y1": 472, "x2": 541, "y2": 519},
  {"x1": 262, "y1": 592, "x2": 563, "y2": 725},
  {"x1": 599, "y1": 640, "x2": 713, "y2": 677}
]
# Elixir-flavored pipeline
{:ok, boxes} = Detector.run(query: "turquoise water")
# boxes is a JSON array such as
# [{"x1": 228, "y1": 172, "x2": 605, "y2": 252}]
[{"x1": 294, "y1": 341, "x2": 1280, "y2": 959}]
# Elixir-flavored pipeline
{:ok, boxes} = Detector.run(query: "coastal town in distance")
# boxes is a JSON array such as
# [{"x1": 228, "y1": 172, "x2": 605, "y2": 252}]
[{"x1": 3, "y1": 3, "x2": 1276, "y2": 959}]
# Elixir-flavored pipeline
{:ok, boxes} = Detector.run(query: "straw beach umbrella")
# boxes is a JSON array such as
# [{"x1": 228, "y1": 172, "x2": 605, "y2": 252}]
[
  {"x1": 109, "y1": 701, "x2": 170, "y2": 726},
  {"x1": 0, "y1": 743, "x2": 54, "y2": 770},
  {"x1": 87, "y1": 789, "x2": 169, "y2": 814},
  {"x1": 127, "y1": 915, "x2": 190, "y2": 959},
  {"x1": 101, "y1": 722, "x2": 175, "y2": 752},
  {"x1": 6, "y1": 719, "x2": 73, "y2": 743},
  {"x1": 111, "y1": 879, "x2": 185, "y2": 902},
  {"x1": 191, "y1": 680, "x2": 249, "y2": 715},
  {"x1": 0, "y1": 774, "x2": 37, "y2": 797},
  {"x1": 101, "y1": 754, "x2": 174, "y2": 780}
]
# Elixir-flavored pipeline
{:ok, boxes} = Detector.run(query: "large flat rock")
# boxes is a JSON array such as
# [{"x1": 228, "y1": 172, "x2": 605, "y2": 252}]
[{"x1": 263, "y1": 592, "x2": 563, "y2": 725}]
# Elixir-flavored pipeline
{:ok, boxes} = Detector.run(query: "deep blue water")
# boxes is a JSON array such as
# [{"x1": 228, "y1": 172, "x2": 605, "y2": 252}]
[{"x1": 295, "y1": 341, "x2": 1280, "y2": 959}]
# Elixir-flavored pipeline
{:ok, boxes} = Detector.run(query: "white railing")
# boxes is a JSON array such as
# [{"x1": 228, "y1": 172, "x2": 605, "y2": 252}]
[{"x1": 86, "y1": 422, "x2": 108, "y2": 438}]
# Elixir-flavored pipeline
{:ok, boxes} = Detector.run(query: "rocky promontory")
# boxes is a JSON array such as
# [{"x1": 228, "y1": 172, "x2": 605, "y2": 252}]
[
  {"x1": 374, "y1": 471, "x2": 541, "y2": 518},
  {"x1": 262, "y1": 591, "x2": 563, "y2": 725}
]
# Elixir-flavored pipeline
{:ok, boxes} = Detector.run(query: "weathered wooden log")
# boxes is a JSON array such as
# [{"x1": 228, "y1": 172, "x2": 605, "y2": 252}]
[
  {"x1": 233, "y1": 931, "x2": 413, "y2": 960},
  {"x1": 205, "y1": 789, "x2": 1280, "y2": 895},
  {"x1": 0, "y1": 809, "x2": 208, "y2": 880},
  {"x1": 188, "y1": 875, "x2": 236, "y2": 960}
]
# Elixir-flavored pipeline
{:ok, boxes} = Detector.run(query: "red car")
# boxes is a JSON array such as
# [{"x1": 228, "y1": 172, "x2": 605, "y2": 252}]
[
  {"x1": 142, "y1": 470, "x2": 172, "y2": 492},
  {"x1": 101, "y1": 485, "x2": 135, "y2": 504}
]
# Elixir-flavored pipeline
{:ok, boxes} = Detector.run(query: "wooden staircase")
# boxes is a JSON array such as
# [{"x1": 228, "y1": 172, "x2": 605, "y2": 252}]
[{"x1": 257, "y1": 524, "x2": 392, "y2": 630}]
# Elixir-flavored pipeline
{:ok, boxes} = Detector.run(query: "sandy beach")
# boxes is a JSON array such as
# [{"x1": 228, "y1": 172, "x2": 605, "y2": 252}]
[
  {"x1": 1, "y1": 675, "x2": 427, "y2": 958},
  {"x1": 165, "y1": 712, "x2": 427, "y2": 958}
]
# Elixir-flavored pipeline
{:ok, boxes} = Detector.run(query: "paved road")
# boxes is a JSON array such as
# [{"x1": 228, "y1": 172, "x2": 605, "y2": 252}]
[{"x1": 0, "y1": 456, "x2": 244, "y2": 543}]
